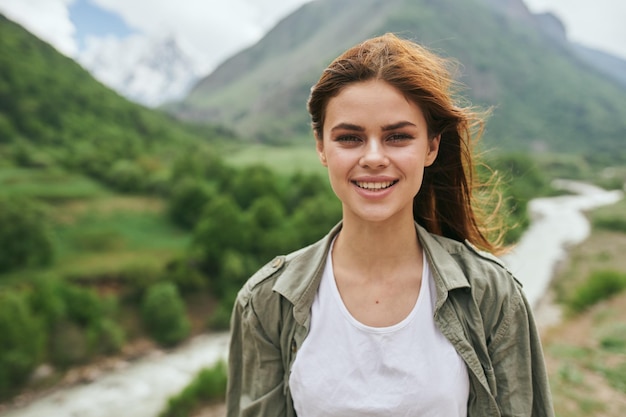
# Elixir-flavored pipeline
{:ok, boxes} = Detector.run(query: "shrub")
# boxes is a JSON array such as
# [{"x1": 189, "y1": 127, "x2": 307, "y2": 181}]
[
  {"x1": 61, "y1": 285, "x2": 103, "y2": 326},
  {"x1": 106, "y1": 159, "x2": 146, "y2": 192},
  {"x1": 566, "y1": 270, "x2": 626, "y2": 313},
  {"x1": 141, "y1": 282, "x2": 190, "y2": 347},
  {"x1": 192, "y1": 195, "x2": 249, "y2": 277},
  {"x1": 159, "y1": 361, "x2": 227, "y2": 417},
  {"x1": 163, "y1": 257, "x2": 208, "y2": 294},
  {"x1": 167, "y1": 178, "x2": 215, "y2": 229},
  {"x1": 49, "y1": 320, "x2": 89, "y2": 367},
  {"x1": 207, "y1": 291, "x2": 237, "y2": 331},
  {"x1": 592, "y1": 216, "x2": 626, "y2": 234},
  {"x1": 29, "y1": 275, "x2": 67, "y2": 330},
  {"x1": 0, "y1": 196, "x2": 54, "y2": 273},
  {"x1": 0, "y1": 290, "x2": 45, "y2": 399},
  {"x1": 599, "y1": 324, "x2": 626, "y2": 353},
  {"x1": 87, "y1": 318, "x2": 125, "y2": 355}
]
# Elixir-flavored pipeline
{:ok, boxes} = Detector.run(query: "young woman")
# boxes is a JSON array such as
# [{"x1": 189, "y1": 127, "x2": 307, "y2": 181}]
[{"x1": 226, "y1": 33, "x2": 554, "y2": 417}]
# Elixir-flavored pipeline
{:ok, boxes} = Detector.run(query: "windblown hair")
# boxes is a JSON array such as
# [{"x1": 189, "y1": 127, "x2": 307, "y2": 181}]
[{"x1": 307, "y1": 33, "x2": 504, "y2": 253}]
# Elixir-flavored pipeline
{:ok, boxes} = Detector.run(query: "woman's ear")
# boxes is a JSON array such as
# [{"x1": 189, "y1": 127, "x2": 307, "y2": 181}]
[
  {"x1": 425, "y1": 134, "x2": 441, "y2": 167},
  {"x1": 315, "y1": 134, "x2": 327, "y2": 167}
]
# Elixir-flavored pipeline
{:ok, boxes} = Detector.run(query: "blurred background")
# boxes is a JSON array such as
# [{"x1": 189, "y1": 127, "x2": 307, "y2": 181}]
[{"x1": 0, "y1": 0, "x2": 625, "y2": 416}]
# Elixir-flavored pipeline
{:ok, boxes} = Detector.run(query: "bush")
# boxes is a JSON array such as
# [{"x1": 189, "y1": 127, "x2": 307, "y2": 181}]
[
  {"x1": 117, "y1": 262, "x2": 164, "y2": 302},
  {"x1": 592, "y1": 216, "x2": 626, "y2": 234},
  {"x1": 0, "y1": 290, "x2": 45, "y2": 399},
  {"x1": 192, "y1": 196, "x2": 249, "y2": 277},
  {"x1": 0, "y1": 196, "x2": 54, "y2": 273},
  {"x1": 207, "y1": 290, "x2": 238, "y2": 331},
  {"x1": 29, "y1": 275, "x2": 67, "y2": 331},
  {"x1": 87, "y1": 318, "x2": 125, "y2": 356},
  {"x1": 159, "y1": 361, "x2": 227, "y2": 417},
  {"x1": 163, "y1": 257, "x2": 208, "y2": 294},
  {"x1": 29, "y1": 278, "x2": 124, "y2": 365},
  {"x1": 49, "y1": 320, "x2": 89, "y2": 367},
  {"x1": 61, "y1": 285, "x2": 103, "y2": 326},
  {"x1": 105, "y1": 159, "x2": 146, "y2": 192},
  {"x1": 142, "y1": 282, "x2": 190, "y2": 347},
  {"x1": 566, "y1": 270, "x2": 626, "y2": 313},
  {"x1": 167, "y1": 178, "x2": 216, "y2": 229}
]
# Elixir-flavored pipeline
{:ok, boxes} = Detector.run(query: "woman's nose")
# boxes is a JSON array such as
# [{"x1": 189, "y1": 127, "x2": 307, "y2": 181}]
[{"x1": 359, "y1": 139, "x2": 389, "y2": 168}]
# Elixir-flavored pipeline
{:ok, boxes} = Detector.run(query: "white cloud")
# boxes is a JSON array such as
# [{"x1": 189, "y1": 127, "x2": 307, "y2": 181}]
[
  {"x1": 0, "y1": 0, "x2": 78, "y2": 56},
  {"x1": 0, "y1": 0, "x2": 312, "y2": 69},
  {"x1": 1, "y1": 0, "x2": 624, "y2": 68},
  {"x1": 90, "y1": 0, "x2": 312, "y2": 71}
]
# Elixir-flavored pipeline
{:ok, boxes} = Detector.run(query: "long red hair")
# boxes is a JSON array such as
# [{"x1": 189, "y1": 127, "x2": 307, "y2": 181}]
[{"x1": 308, "y1": 33, "x2": 504, "y2": 253}]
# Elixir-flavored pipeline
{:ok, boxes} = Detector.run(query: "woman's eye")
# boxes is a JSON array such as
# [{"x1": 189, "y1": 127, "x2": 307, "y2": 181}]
[
  {"x1": 335, "y1": 135, "x2": 361, "y2": 143},
  {"x1": 387, "y1": 133, "x2": 412, "y2": 142}
]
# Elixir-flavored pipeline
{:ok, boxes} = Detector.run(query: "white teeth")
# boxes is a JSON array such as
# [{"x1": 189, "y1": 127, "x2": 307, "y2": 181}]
[{"x1": 355, "y1": 181, "x2": 395, "y2": 190}]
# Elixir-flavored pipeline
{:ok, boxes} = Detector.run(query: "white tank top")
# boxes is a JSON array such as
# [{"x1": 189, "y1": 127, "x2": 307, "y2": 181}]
[{"x1": 289, "y1": 244, "x2": 469, "y2": 417}]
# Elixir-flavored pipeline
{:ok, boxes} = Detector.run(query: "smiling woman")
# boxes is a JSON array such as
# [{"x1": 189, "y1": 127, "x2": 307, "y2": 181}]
[
  {"x1": 316, "y1": 79, "x2": 439, "y2": 228},
  {"x1": 226, "y1": 33, "x2": 555, "y2": 417}
]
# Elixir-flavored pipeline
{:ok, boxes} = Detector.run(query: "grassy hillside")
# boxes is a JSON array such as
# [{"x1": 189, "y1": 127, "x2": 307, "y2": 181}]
[
  {"x1": 0, "y1": 13, "x2": 344, "y2": 402},
  {"x1": 171, "y1": 0, "x2": 626, "y2": 160},
  {"x1": 0, "y1": 13, "x2": 234, "y2": 188}
]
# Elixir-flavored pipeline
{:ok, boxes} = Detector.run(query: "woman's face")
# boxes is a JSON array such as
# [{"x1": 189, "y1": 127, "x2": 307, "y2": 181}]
[{"x1": 317, "y1": 79, "x2": 440, "y2": 225}]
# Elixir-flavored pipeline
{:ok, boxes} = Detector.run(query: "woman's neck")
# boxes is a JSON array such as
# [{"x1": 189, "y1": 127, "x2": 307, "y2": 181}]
[{"x1": 333, "y1": 214, "x2": 421, "y2": 280}]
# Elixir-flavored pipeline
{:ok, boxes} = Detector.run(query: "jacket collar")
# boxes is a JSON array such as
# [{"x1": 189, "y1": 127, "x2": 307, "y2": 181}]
[{"x1": 272, "y1": 222, "x2": 471, "y2": 325}]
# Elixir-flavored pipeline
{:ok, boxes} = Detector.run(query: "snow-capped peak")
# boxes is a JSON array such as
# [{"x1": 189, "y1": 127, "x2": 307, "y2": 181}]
[{"x1": 78, "y1": 33, "x2": 208, "y2": 107}]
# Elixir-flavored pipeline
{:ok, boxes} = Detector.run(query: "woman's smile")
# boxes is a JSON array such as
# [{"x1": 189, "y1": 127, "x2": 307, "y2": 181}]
[
  {"x1": 352, "y1": 180, "x2": 398, "y2": 191},
  {"x1": 316, "y1": 79, "x2": 440, "y2": 224}
]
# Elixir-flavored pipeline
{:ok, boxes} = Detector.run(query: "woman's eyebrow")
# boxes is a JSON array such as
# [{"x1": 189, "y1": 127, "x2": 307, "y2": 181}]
[
  {"x1": 381, "y1": 121, "x2": 417, "y2": 131},
  {"x1": 330, "y1": 123, "x2": 365, "y2": 132},
  {"x1": 330, "y1": 121, "x2": 417, "y2": 132}
]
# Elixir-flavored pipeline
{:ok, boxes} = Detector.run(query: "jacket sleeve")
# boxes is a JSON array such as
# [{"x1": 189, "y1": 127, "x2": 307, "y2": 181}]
[
  {"x1": 488, "y1": 283, "x2": 555, "y2": 417},
  {"x1": 226, "y1": 288, "x2": 287, "y2": 417}
]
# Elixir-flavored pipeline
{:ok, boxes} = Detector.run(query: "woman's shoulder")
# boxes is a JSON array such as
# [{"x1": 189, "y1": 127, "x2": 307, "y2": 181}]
[
  {"x1": 427, "y1": 232, "x2": 531, "y2": 330},
  {"x1": 234, "y1": 239, "x2": 325, "y2": 309},
  {"x1": 426, "y1": 231, "x2": 522, "y2": 296}
]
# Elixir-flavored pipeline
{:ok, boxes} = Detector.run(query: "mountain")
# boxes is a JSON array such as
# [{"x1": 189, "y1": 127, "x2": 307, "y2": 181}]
[
  {"x1": 533, "y1": 11, "x2": 626, "y2": 89},
  {"x1": 169, "y1": 0, "x2": 626, "y2": 157},
  {"x1": 571, "y1": 44, "x2": 626, "y2": 90},
  {"x1": 0, "y1": 13, "x2": 227, "y2": 187},
  {"x1": 78, "y1": 34, "x2": 206, "y2": 107}
]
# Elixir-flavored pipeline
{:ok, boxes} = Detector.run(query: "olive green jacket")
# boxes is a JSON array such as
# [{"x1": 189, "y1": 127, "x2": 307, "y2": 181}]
[{"x1": 226, "y1": 223, "x2": 555, "y2": 416}]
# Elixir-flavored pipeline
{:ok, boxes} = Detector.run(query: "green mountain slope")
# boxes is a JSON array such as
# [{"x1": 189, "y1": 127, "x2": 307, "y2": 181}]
[
  {"x1": 0, "y1": 14, "x2": 227, "y2": 183},
  {"x1": 171, "y1": 0, "x2": 626, "y2": 156}
]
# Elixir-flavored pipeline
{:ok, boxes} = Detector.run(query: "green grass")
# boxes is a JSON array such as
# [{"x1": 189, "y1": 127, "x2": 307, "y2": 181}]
[
  {"x1": 44, "y1": 202, "x2": 191, "y2": 280},
  {"x1": 159, "y1": 361, "x2": 227, "y2": 417},
  {"x1": 224, "y1": 143, "x2": 326, "y2": 175},
  {"x1": 0, "y1": 165, "x2": 191, "y2": 283},
  {"x1": 0, "y1": 167, "x2": 109, "y2": 200},
  {"x1": 591, "y1": 198, "x2": 626, "y2": 233},
  {"x1": 565, "y1": 270, "x2": 626, "y2": 313},
  {"x1": 54, "y1": 210, "x2": 189, "y2": 256}
]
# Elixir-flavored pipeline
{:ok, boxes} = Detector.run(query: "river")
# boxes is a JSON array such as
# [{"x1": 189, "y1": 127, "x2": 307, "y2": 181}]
[
  {"x1": 501, "y1": 180, "x2": 623, "y2": 307},
  {"x1": 1, "y1": 180, "x2": 623, "y2": 417}
]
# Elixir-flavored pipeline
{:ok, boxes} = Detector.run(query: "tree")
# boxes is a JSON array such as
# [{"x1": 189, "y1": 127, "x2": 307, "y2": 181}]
[
  {"x1": 0, "y1": 290, "x2": 45, "y2": 399},
  {"x1": 231, "y1": 165, "x2": 280, "y2": 209},
  {"x1": 192, "y1": 196, "x2": 249, "y2": 276},
  {"x1": 168, "y1": 178, "x2": 216, "y2": 229},
  {"x1": 142, "y1": 282, "x2": 191, "y2": 347},
  {"x1": 0, "y1": 196, "x2": 54, "y2": 273}
]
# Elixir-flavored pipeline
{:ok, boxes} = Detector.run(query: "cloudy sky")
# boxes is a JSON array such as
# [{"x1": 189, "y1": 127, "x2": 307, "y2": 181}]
[
  {"x1": 0, "y1": 0, "x2": 313, "y2": 72},
  {"x1": 0, "y1": 0, "x2": 625, "y2": 72}
]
